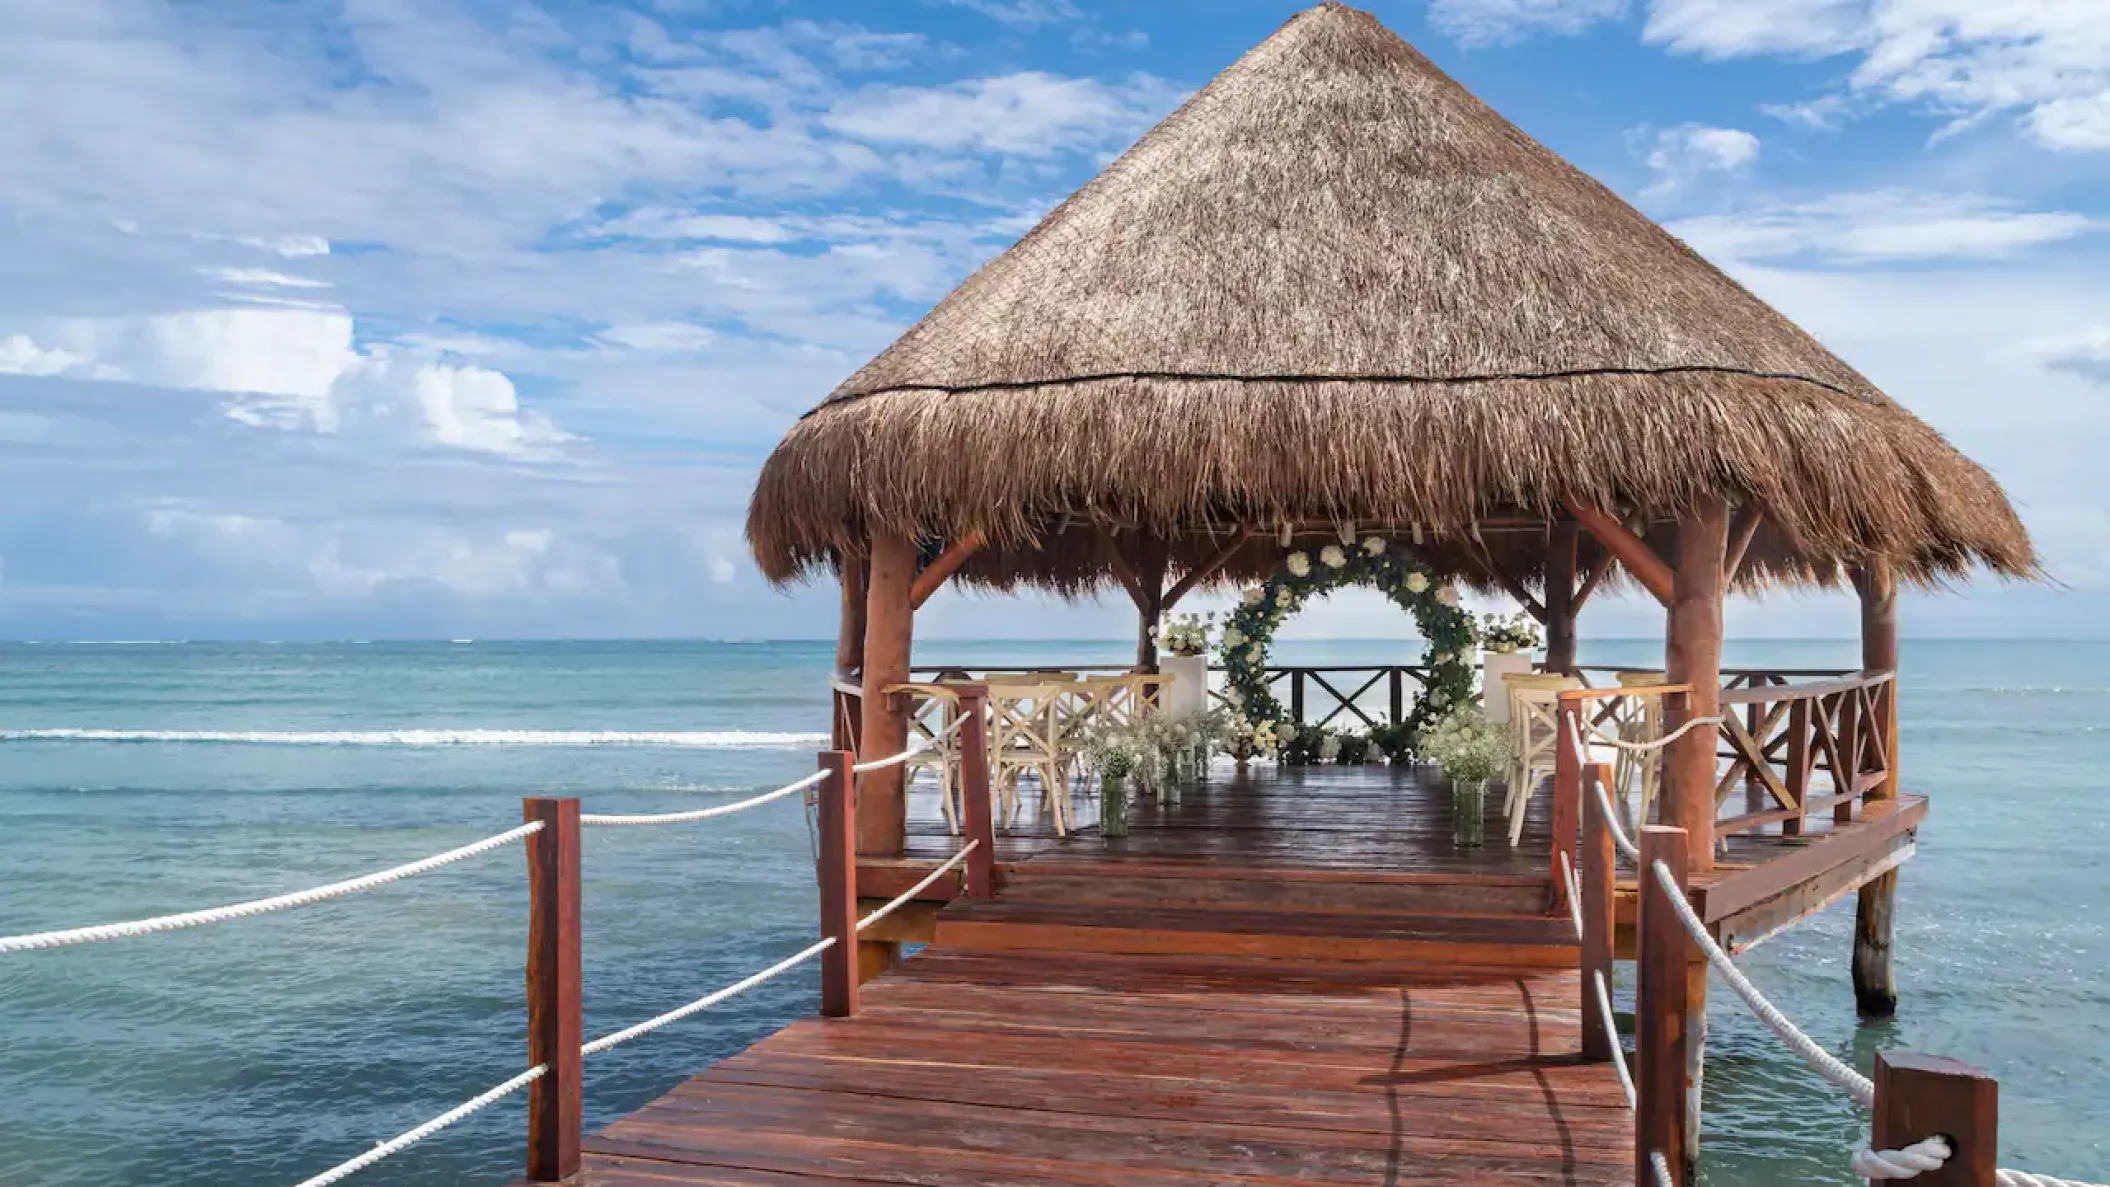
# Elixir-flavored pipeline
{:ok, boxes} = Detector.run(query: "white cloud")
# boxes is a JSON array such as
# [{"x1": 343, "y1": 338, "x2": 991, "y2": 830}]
[
  {"x1": 597, "y1": 322, "x2": 716, "y2": 352},
  {"x1": 6, "y1": 308, "x2": 567, "y2": 457},
  {"x1": 1644, "y1": 0, "x2": 2110, "y2": 152},
  {"x1": 597, "y1": 211, "x2": 800, "y2": 243},
  {"x1": 197, "y1": 267, "x2": 330, "y2": 289},
  {"x1": 1643, "y1": 0, "x2": 1867, "y2": 57},
  {"x1": 930, "y1": 0, "x2": 1084, "y2": 28},
  {"x1": 1670, "y1": 190, "x2": 2101, "y2": 263},
  {"x1": 823, "y1": 72, "x2": 1180, "y2": 156},
  {"x1": 1428, "y1": 0, "x2": 1629, "y2": 47},
  {"x1": 2028, "y1": 326, "x2": 2110, "y2": 388},
  {"x1": 1637, "y1": 123, "x2": 1761, "y2": 194}
]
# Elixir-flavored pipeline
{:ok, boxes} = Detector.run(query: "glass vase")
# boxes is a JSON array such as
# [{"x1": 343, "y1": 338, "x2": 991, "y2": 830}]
[
  {"x1": 1452, "y1": 778, "x2": 1487, "y2": 848},
  {"x1": 1101, "y1": 773, "x2": 1129, "y2": 837}
]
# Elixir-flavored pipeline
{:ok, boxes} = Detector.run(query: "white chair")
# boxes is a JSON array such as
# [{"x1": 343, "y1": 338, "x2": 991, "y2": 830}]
[
  {"x1": 1612, "y1": 670, "x2": 1668, "y2": 831},
  {"x1": 1503, "y1": 673, "x2": 1582, "y2": 845},
  {"x1": 987, "y1": 682, "x2": 1072, "y2": 835},
  {"x1": 892, "y1": 682, "x2": 965, "y2": 834}
]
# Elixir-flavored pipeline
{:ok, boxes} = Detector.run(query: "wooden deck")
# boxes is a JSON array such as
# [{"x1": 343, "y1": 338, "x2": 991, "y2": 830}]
[{"x1": 561, "y1": 764, "x2": 1919, "y2": 1186}]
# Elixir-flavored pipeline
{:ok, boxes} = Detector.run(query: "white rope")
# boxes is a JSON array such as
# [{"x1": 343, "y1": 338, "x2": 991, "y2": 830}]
[
  {"x1": 580, "y1": 770, "x2": 827, "y2": 827},
  {"x1": 1589, "y1": 767, "x2": 1643, "y2": 862},
  {"x1": 1854, "y1": 1137, "x2": 1952, "y2": 1180},
  {"x1": 1999, "y1": 1169, "x2": 2110, "y2": 1187},
  {"x1": 851, "y1": 712, "x2": 968, "y2": 773},
  {"x1": 1585, "y1": 714, "x2": 1725, "y2": 754},
  {"x1": 857, "y1": 842, "x2": 979, "y2": 934},
  {"x1": 1649, "y1": 858, "x2": 1876, "y2": 1107},
  {"x1": 1593, "y1": 970, "x2": 1636, "y2": 1110},
  {"x1": 1, "y1": 823, "x2": 544, "y2": 953},
  {"x1": 1650, "y1": 1149, "x2": 1676, "y2": 1187},
  {"x1": 1557, "y1": 849, "x2": 1584, "y2": 942},
  {"x1": 291, "y1": 1064, "x2": 545, "y2": 1187},
  {"x1": 580, "y1": 937, "x2": 835, "y2": 1057}
]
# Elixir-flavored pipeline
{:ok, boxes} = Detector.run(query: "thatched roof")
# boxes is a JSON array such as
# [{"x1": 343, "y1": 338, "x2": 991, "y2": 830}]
[{"x1": 747, "y1": 1, "x2": 2034, "y2": 594}]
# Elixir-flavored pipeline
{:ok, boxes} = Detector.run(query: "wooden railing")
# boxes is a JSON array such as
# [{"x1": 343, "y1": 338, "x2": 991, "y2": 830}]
[
  {"x1": 1245, "y1": 665, "x2": 1438, "y2": 728},
  {"x1": 1713, "y1": 670, "x2": 1896, "y2": 841}
]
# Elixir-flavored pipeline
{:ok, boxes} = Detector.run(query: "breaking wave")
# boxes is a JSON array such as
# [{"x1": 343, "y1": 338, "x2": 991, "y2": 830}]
[{"x1": 0, "y1": 728, "x2": 828, "y2": 749}]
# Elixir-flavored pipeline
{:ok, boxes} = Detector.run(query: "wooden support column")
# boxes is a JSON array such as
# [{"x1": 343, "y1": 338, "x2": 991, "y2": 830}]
[
  {"x1": 1636, "y1": 825, "x2": 1692, "y2": 1185},
  {"x1": 524, "y1": 797, "x2": 582, "y2": 1183},
  {"x1": 1854, "y1": 559, "x2": 1902, "y2": 1018},
  {"x1": 1873, "y1": 1052, "x2": 1997, "y2": 1186},
  {"x1": 832, "y1": 553, "x2": 867, "y2": 753},
  {"x1": 1133, "y1": 536, "x2": 1168, "y2": 672},
  {"x1": 955, "y1": 684, "x2": 996, "y2": 900},
  {"x1": 858, "y1": 532, "x2": 917, "y2": 857},
  {"x1": 1546, "y1": 521, "x2": 1579, "y2": 673},
  {"x1": 815, "y1": 750, "x2": 858, "y2": 1018},
  {"x1": 1578, "y1": 762, "x2": 1616, "y2": 1063},
  {"x1": 1663, "y1": 498, "x2": 1727, "y2": 873}
]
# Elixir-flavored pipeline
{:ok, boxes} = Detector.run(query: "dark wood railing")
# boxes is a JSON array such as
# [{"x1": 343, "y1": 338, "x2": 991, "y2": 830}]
[
  {"x1": 1249, "y1": 665, "x2": 1437, "y2": 728},
  {"x1": 1713, "y1": 670, "x2": 1896, "y2": 841}
]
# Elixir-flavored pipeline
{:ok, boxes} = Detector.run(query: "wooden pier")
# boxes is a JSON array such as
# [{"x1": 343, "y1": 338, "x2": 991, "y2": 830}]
[{"x1": 555, "y1": 759, "x2": 1913, "y2": 1186}]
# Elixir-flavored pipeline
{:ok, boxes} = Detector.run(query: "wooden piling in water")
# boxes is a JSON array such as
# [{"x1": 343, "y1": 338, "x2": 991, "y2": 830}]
[
  {"x1": 523, "y1": 796, "x2": 582, "y2": 1183},
  {"x1": 1854, "y1": 560, "x2": 1901, "y2": 1017}
]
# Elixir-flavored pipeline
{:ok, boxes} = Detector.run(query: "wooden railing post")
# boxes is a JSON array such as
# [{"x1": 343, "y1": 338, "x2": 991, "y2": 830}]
[
  {"x1": 1873, "y1": 1052, "x2": 1998, "y2": 1186},
  {"x1": 1784, "y1": 696, "x2": 1810, "y2": 837},
  {"x1": 816, "y1": 750, "x2": 859, "y2": 1018},
  {"x1": 1290, "y1": 669, "x2": 1306, "y2": 725},
  {"x1": 1636, "y1": 825, "x2": 1692, "y2": 1185},
  {"x1": 1389, "y1": 667, "x2": 1404, "y2": 726},
  {"x1": 1579, "y1": 762, "x2": 1617, "y2": 1062},
  {"x1": 955, "y1": 685, "x2": 996, "y2": 900},
  {"x1": 524, "y1": 797, "x2": 582, "y2": 1183},
  {"x1": 1550, "y1": 697, "x2": 1582, "y2": 912}
]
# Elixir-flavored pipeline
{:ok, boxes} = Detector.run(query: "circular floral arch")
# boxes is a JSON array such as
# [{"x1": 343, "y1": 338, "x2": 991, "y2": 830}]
[{"x1": 1219, "y1": 536, "x2": 1477, "y2": 749}]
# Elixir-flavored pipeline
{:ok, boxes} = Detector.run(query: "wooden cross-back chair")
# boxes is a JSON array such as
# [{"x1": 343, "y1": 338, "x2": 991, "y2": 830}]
[
  {"x1": 890, "y1": 682, "x2": 967, "y2": 835},
  {"x1": 984, "y1": 681, "x2": 1073, "y2": 835},
  {"x1": 1503, "y1": 672, "x2": 1583, "y2": 845}
]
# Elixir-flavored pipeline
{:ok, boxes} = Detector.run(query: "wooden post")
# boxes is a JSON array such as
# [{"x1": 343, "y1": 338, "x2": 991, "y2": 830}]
[
  {"x1": 1854, "y1": 560, "x2": 1901, "y2": 1018},
  {"x1": 1388, "y1": 668, "x2": 1404, "y2": 727},
  {"x1": 1636, "y1": 825, "x2": 1692, "y2": 1185},
  {"x1": 858, "y1": 532, "x2": 917, "y2": 857},
  {"x1": 1663, "y1": 498, "x2": 1727, "y2": 873},
  {"x1": 1873, "y1": 1052, "x2": 1997, "y2": 1186},
  {"x1": 955, "y1": 685, "x2": 996, "y2": 900},
  {"x1": 1546, "y1": 521, "x2": 1579, "y2": 673},
  {"x1": 523, "y1": 797, "x2": 582, "y2": 1183},
  {"x1": 1784, "y1": 697, "x2": 1810, "y2": 838},
  {"x1": 816, "y1": 750, "x2": 858, "y2": 1018},
  {"x1": 832, "y1": 552, "x2": 867, "y2": 753},
  {"x1": 1291, "y1": 670, "x2": 1306, "y2": 726},
  {"x1": 1132, "y1": 536, "x2": 1169, "y2": 671},
  {"x1": 1551, "y1": 699, "x2": 1581, "y2": 914},
  {"x1": 1579, "y1": 762, "x2": 1616, "y2": 1062}
]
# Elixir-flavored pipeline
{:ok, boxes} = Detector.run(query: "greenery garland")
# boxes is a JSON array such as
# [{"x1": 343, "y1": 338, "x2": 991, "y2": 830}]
[{"x1": 1218, "y1": 536, "x2": 1477, "y2": 757}]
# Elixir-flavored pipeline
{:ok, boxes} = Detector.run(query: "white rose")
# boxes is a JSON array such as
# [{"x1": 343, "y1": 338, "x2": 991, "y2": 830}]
[
  {"x1": 1243, "y1": 587, "x2": 1265, "y2": 605},
  {"x1": 1320, "y1": 544, "x2": 1347, "y2": 569},
  {"x1": 1223, "y1": 626, "x2": 1245, "y2": 647},
  {"x1": 1436, "y1": 586, "x2": 1460, "y2": 607},
  {"x1": 1275, "y1": 588, "x2": 1292, "y2": 607},
  {"x1": 1286, "y1": 551, "x2": 1311, "y2": 577},
  {"x1": 1405, "y1": 571, "x2": 1429, "y2": 594},
  {"x1": 1363, "y1": 536, "x2": 1386, "y2": 555}
]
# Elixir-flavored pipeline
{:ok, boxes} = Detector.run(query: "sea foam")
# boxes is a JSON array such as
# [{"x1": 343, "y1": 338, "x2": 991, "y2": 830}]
[{"x1": 0, "y1": 728, "x2": 828, "y2": 749}]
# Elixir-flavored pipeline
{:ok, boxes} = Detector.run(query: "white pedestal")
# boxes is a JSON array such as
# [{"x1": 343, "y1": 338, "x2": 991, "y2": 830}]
[
  {"x1": 1480, "y1": 651, "x2": 1535, "y2": 725},
  {"x1": 1161, "y1": 653, "x2": 1210, "y2": 719}
]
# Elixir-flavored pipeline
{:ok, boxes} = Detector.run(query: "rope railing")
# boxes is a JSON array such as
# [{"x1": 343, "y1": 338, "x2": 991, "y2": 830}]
[
  {"x1": 581, "y1": 937, "x2": 837, "y2": 1058},
  {"x1": 850, "y1": 712, "x2": 968, "y2": 773},
  {"x1": 1591, "y1": 969, "x2": 1635, "y2": 1109},
  {"x1": 1584, "y1": 713, "x2": 1725, "y2": 755},
  {"x1": 580, "y1": 770, "x2": 827, "y2": 827},
  {"x1": 0, "y1": 822, "x2": 544, "y2": 954},
  {"x1": 857, "y1": 843, "x2": 979, "y2": 935},
  {"x1": 293, "y1": 1064, "x2": 547, "y2": 1187}
]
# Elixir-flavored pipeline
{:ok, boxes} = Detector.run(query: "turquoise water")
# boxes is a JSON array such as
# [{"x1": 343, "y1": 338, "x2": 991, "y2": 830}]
[{"x1": 0, "y1": 639, "x2": 2103, "y2": 1185}]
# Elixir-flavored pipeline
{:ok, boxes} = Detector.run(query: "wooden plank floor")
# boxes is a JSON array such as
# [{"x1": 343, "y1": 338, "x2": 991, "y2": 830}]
[{"x1": 576, "y1": 949, "x2": 1633, "y2": 1186}]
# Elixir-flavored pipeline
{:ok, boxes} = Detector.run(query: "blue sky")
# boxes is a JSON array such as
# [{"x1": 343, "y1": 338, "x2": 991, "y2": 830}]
[{"x1": 2, "y1": 0, "x2": 2107, "y2": 640}]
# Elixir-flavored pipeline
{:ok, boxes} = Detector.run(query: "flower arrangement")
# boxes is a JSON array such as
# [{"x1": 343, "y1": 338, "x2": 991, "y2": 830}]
[
  {"x1": 1153, "y1": 611, "x2": 1213, "y2": 657},
  {"x1": 1219, "y1": 535, "x2": 1476, "y2": 762},
  {"x1": 1422, "y1": 709, "x2": 1510, "y2": 784},
  {"x1": 1477, "y1": 611, "x2": 1542, "y2": 655}
]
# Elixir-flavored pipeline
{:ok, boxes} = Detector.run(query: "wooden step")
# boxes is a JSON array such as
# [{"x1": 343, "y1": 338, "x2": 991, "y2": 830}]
[
  {"x1": 998, "y1": 861, "x2": 1553, "y2": 915},
  {"x1": 935, "y1": 900, "x2": 1579, "y2": 968}
]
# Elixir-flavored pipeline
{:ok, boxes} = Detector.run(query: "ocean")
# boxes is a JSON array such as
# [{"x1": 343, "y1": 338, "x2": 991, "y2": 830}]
[{"x1": 0, "y1": 639, "x2": 2104, "y2": 1185}]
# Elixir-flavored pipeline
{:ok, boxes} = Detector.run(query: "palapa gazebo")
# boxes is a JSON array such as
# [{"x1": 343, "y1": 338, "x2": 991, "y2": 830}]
[{"x1": 746, "y1": 0, "x2": 2033, "y2": 964}]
